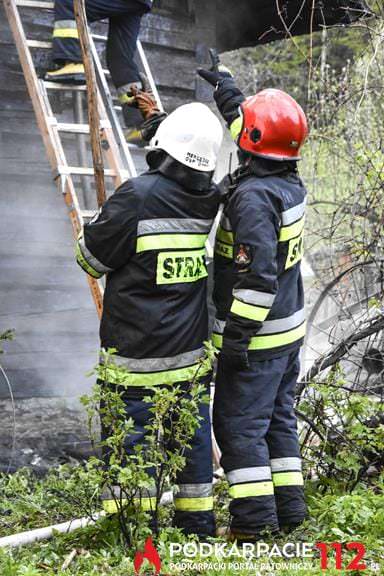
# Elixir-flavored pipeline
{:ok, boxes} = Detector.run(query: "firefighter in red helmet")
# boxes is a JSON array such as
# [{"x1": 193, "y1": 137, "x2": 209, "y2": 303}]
[{"x1": 198, "y1": 64, "x2": 309, "y2": 539}]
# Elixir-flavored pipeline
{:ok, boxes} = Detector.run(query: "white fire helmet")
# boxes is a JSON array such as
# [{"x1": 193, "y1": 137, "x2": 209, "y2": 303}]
[{"x1": 150, "y1": 103, "x2": 223, "y2": 172}]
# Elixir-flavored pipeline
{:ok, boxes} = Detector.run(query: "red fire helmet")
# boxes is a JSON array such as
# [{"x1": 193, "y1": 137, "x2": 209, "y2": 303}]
[{"x1": 235, "y1": 89, "x2": 308, "y2": 160}]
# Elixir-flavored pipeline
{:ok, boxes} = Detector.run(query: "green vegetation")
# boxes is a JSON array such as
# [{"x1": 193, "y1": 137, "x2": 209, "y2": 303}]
[
  {"x1": 0, "y1": 467, "x2": 383, "y2": 574},
  {"x1": 2, "y1": 8, "x2": 384, "y2": 576}
]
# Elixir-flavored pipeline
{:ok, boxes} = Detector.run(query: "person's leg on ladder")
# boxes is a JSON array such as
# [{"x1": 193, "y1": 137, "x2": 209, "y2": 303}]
[
  {"x1": 47, "y1": 0, "x2": 112, "y2": 83},
  {"x1": 266, "y1": 350, "x2": 307, "y2": 531}
]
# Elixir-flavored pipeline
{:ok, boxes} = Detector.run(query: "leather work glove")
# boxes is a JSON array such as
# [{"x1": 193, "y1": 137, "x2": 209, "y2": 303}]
[
  {"x1": 197, "y1": 63, "x2": 233, "y2": 88},
  {"x1": 129, "y1": 85, "x2": 160, "y2": 120}
]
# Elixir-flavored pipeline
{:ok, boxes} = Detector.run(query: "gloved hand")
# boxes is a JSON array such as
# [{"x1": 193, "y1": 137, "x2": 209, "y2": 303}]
[
  {"x1": 220, "y1": 320, "x2": 250, "y2": 372},
  {"x1": 197, "y1": 64, "x2": 233, "y2": 88},
  {"x1": 128, "y1": 86, "x2": 161, "y2": 121},
  {"x1": 140, "y1": 111, "x2": 168, "y2": 142},
  {"x1": 220, "y1": 349, "x2": 250, "y2": 372},
  {"x1": 197, "y1": 57, "x2": 245, "y2": 128}
]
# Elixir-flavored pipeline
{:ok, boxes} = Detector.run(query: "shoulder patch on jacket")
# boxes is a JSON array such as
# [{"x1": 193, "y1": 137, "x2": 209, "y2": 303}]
[{"x1": 235, "y1": 244, "x2": 252, "y2": 267}]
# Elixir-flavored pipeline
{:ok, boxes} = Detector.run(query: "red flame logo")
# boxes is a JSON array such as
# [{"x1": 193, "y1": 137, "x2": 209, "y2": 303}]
[{"x1": 134, "y1": 537, "x2": 162, "y2": 575}]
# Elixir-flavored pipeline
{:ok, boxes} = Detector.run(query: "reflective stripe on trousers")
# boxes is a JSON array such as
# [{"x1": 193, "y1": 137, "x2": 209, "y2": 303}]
[
  {"x1": 227, "y1": 466, "x2": 274, "y2": 499},
  {"x1": 174, "y1": 483, "x2": 213, "y2": 512}
]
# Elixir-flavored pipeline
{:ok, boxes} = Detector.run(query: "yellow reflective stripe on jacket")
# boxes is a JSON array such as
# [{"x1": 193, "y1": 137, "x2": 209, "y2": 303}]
[
  {"x1": 230, "y1": 115, "x2": 243, "y2": 142},
  {"x1": 100, "y1": 361, "x2": 210, "y2": 387},
  {"x1": 248, "y1": 322, "x2": 306, "y2": 350},
  {"x1": 216, "y1": 226, "x2": 234, "y2": 245},
  {"x1": 102, "y1": 497, "x2": 157, "y2": 514},
  {"x1": 215, "y1": 240, "x2": 233, "y2": 259},
  {"x1": 53, "y1": 29, "x2": 79, "y2": 39},
  {"x1": 213, "y1": 322, "x2": 306, "y2": 351},
  {"x1": 136, "y1": 233, "x2": 207, "y2": 253},
  {"x1": 272, "y1": 472, "x2": 304, "y2": 487},
  {"x1": 229, "y1": 481, "x2": 274, "y2": 499},
  {"x1": 230, "y1": 298, "x2": 270, "y2": 322},
  {"x1": 279, "y1": 216, "x2": 305, "y2": 242},
  {"x1": 174, "y1": 496, "x2": 214, "y2": 512},
  {"x1": 75, "y1": 242, "x2": 103, "y2": 279}
]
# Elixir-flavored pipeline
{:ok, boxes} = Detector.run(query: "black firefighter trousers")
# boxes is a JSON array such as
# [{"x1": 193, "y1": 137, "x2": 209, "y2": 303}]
[
  {"x1": 213, "y1": 349, "x2": 307, "y2": 535},
  {"x1": 100, "y1": 378, "x2": 216, "y2": 538},
  {"x1": 52, "y1": 0, "x2": 148, "y2": 89}
]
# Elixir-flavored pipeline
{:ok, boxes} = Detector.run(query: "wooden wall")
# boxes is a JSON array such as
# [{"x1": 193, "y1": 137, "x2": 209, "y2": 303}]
[{"x1": 0, "y1": 0, "x2": 217, "y2": 470}]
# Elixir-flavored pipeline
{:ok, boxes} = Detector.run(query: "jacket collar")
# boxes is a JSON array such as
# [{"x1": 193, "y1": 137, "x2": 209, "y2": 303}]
[
  {"x1": 237, "y1": 154, "x2": 298, "y2": 179},
  {"x1": 146, "y1": 151, "x2": 214, "y2": 192}
]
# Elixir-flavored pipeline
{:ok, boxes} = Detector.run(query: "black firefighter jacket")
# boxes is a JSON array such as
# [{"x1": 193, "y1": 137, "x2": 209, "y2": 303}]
[
  {"x1": 213, "y1": 160, "x2": 307, "y2": 361},
  {"x1": 76, "y1": 163, "x2": 220, "y2": 387}
]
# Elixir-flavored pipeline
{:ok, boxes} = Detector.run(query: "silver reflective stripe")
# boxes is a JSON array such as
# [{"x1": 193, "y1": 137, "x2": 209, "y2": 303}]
[
  {"x1": 78, "y1": 236, "x2": 113, "y2": 274},
  {"x1": 270, "y1": 457, "x2": 302, "y2": 472},
  {"x1": 220, "y1": 215, "x2": 232, "y2": 231},
  {"x1": 213, "y1": 318, "x2": 226, "y2": 334},
  {"x1": 175, "y1": 483, "x2": 213, "y2": 498},
  {"x1": 227, "y1": 467, "x2": 272, "y2": 485},
  {"x1": 54, "y1": 20, "x2": 77, "y2": 29},
  {"x1": 138, "y1": 218, "x2": 213, "y2": 236},
  {"x1": 100, "y1": 347, "x2": 205, "y2": 373},
  {"x1": 103, "y1": 484, "x2": 157, "y2": 500},
  {"x1": 281, "y1": 199, "x2": 307, "y2": 226},
  {"x1": 233, "y1": 289, "x2": 275, "y2": 308},
  {"x1": 258, "y1": 309, "x2": 305, "y2": 335}
]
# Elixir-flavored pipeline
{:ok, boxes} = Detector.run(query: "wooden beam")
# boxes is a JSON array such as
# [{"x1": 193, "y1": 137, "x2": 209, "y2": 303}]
[{"x1": 74, "y1": 0, "x2": 106, "y2": 207}]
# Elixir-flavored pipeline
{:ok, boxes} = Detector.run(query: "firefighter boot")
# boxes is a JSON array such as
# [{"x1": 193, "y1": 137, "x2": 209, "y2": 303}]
[{"x1": 44, "y1": 62, "x2": 86, "y2": 84}]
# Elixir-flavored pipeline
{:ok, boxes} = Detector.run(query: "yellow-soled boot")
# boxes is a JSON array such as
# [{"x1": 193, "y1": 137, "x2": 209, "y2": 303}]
[{"x1": 45, "y1": 63, "x2": 85, "y2": 85}]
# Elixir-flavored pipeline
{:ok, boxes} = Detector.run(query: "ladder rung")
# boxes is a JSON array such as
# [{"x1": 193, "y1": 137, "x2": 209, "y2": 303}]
[
  {"x1": 92, "y1": 35, "x2": 108, "y2": 42},
  {"x1": 81, "y1": 210, "x2": 98, "y2": 220},
  {"x1": 49, "y1": 120, "x2": 111, "y2": 134},
  {"x1": 16, "y1": 0, "x2": 54, "y2": 8},
  {"x1": 56, "y1": 166, "x2": 128, "y2": 178},
  {"x1": 44, "y1": 81, "x2": 86, "y2": 91},
  {"x1": 26, "y1": 39, "x2": 52, "y2": 49}
]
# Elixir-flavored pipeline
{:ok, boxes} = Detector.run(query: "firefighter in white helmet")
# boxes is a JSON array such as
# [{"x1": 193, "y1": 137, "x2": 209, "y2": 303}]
[{"x1": 76, "y1": 103, "x2": 223, "y2": 537}]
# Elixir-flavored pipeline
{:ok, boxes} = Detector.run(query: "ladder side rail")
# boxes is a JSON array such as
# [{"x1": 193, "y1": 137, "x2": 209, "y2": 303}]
[
  {"x1": 136, "y1": 39, "x2": 164, "y2": 112},
  {"x1": 89, "y1": 35, "x2": 137, "y2": 178},
  {"x1": 41, "y1": 81, "x2": 105, "y2": 316},
  {"x1": 4, "y1": 0, "x2": 103, "y2": 316},
  {"x1": 4, "y1": 0, "x2": 64, "y2": 176},
  {"x1": 97, "y1": 94, "x2": 129, "y2": 189}
]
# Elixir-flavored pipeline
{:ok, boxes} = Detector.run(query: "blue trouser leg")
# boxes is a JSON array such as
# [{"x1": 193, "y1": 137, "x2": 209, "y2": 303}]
[
  {"x1": 101, "y1": 380, "x2": 214, "y2": 537},
  {"x1": 100, "y1": 386, "x2": 157, "y2": 519},
  {"x1": 53, "y1": 0, "x2": 145, "y2": 87},
  {"x1": 171, "y1": 384, "x2": 215, "y2": 537},
  {"x1": 213, "y1": 350, "x2": 306, "y2": 534},
  {"x1": 266, "y1": 351, "x2": 307, "y2": 525}
]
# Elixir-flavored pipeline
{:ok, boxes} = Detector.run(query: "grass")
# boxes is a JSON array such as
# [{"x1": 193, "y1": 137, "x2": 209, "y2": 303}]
[{"x1": 0, "y1": 467, "x2": 383, "y2": 575}]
